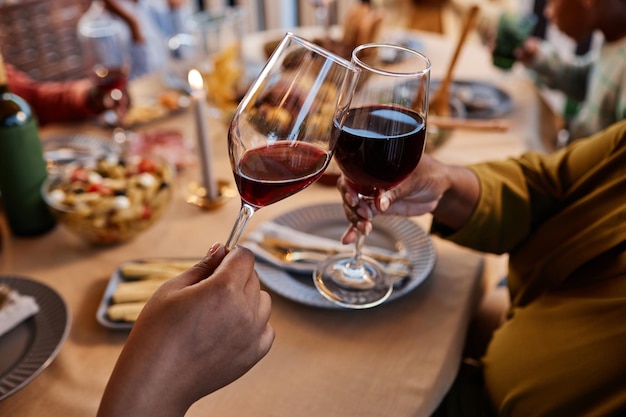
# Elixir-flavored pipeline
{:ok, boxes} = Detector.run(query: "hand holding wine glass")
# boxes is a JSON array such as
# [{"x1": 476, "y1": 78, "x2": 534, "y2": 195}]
[
  {"x1": 225, "y1": 33, "x2": 360, "y2": 249},
  {"x1": 315, "y1": 43, "x2": 431, "y2": 309}
]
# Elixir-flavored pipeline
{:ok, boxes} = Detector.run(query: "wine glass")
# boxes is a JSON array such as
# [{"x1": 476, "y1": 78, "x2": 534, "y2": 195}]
[
  {"x1": 314, "y1": 43, "x2": 431, "y2": 309},
  {"x1": 77, "y1": 3, "x2": 131, "y2": 142},
  {"x1": 225, "y1": 33, "x2": 360, "y2": 249}
]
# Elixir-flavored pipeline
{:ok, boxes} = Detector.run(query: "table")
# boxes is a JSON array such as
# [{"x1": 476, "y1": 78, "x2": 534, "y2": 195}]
[{"x1": 0, "y1": 29, "x2": 552, "y2": 417}]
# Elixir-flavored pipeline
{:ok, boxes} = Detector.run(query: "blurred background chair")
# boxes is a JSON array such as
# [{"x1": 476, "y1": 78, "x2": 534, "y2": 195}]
[{"x1": 0, "y1": 0, "x2": 91, "y2": 81}]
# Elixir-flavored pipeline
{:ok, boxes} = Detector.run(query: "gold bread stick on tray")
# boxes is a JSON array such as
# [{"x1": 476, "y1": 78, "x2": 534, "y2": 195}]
[
  {"x1": 119, "y1": 259, "x2": 199, "y2": 279},
  {"x1": 107, "y1": 301, "x2": 145, "y2": 322},
  {"x1": 111, "y1": 279, "x2": 168, "y2": 304}
]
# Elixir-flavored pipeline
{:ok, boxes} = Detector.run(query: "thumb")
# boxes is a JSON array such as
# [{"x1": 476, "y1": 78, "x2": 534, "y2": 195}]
[
  {"x1": 378, "y1": 184, "x2": 404, "y2": 212},
  {"x1": 170, "y1": 243, "x2": 227, "y2": 288}
]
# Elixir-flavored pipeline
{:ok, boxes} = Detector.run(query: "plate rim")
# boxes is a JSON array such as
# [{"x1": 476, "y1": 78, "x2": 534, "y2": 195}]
[
  {"x1": 250, "y1": 202, "x2": 436, "y2": 309},
  {"x1": 0, "y1": 275, "x2": 71, "y2": 401}
]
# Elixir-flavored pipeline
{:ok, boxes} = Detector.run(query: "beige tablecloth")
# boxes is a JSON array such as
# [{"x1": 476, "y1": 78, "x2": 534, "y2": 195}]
[{"x1": 0, "y1": 28, "x2": 553, "y2": 417}]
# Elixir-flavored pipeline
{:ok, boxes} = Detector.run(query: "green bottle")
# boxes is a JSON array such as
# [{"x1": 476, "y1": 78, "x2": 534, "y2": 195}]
[{"x1": 0, "y1": 53, "x2": 56, "y2": 236}]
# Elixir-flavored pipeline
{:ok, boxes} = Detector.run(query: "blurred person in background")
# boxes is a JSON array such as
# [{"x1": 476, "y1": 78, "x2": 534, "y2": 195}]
[
  {"x1": 515, "y1": 0, "x2": 626, "y2": 145},
  {"x1": 146, "y1": 0, "x2": 193, "y2": 41},
  {"x1": 3, "y1": 0, "x2": 193, "y2": 126},
  {"x1": 5, "y1": 61, "x2": 129, "y2": 126},
  {"x1": 101, "y1": 0, "x2": 193, "y2": 79},
  {"x1": 379, "y1": 0, "x2": 519, "y2": 43}
]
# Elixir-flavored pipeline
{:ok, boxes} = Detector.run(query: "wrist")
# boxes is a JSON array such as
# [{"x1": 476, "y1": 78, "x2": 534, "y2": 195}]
[
  {"x1": 97, "y1": 331, "x2": 194, "y2": 417},
  {"x1": 432, "y1": 165, "x2": 480, "y2": 231}
]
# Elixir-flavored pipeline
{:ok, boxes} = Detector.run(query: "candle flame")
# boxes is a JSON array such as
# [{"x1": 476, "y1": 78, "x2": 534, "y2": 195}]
[{"x1": 188, "y1": 69, "x2": 204, "y2": 91}]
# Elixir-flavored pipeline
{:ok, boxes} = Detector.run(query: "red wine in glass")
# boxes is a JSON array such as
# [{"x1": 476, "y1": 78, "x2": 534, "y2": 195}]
[
  {"x1": 88, "y1": 65, "x2": 130, "y2": 130},
  {"x1": 334, "y1": 104, "x2": 426, "y2": 197},
  {"x1": 231, "y1": 140, "x2": 330, "y2": 209},
  {"x1": 224, "y1": 33, "x2": 360, "y2": 250},
  {"x1": 314, "y1": 42, "x2": 430, "y2": 310},
  {"x1": 89, "y1": 65, "x2": 128, "y2": 91}
]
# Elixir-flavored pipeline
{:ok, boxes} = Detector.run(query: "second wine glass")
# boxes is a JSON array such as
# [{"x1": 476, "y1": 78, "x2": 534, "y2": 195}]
[
  {"x1": 225, "y1": 33, "x2": 360, "y2": 249},
  {"x1": 77, "y1": 0, "x2": 131, "y2": 141},
  {"x1": 314, "y1": 43, "x2": 431, "y2": 309}
]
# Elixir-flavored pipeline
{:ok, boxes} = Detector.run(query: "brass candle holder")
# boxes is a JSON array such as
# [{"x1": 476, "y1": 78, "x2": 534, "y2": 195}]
[{"x1": 186, "y1": 180, "x2": 236, "y2": 210}]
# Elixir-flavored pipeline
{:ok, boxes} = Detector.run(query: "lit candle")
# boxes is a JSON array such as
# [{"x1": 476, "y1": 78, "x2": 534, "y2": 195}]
[{"x1": 188, "y1": 69, "x2": 219, "y2": 200}]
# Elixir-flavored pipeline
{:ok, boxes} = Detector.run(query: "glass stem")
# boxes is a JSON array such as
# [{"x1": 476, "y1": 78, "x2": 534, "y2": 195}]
[
  {"x1": 226, "y1": 202, "x2": 255, "y2": 250},
  {"x1": 349, "y1": 231, "x2": 366, "y2": 270}
]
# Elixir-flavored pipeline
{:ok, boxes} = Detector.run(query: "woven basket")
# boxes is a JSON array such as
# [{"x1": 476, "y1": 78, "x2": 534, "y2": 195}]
[{"x1": 0, "y1": 0, "x2": 91, "y2": 81}]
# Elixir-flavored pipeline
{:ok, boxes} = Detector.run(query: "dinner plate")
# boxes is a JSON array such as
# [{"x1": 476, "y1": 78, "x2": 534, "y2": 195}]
[
  {"x1": 250, "y1": 203, "x2": 436, "y2": 309},
  {"x1": 0, "y1": 276, "x2": 70, "y2": 400},
  {"x1": 430, "y1": 79, "x2": 514, "y2": 119}
]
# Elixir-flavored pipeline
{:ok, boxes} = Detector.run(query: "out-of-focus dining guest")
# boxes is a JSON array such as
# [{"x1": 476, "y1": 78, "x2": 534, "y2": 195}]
[
  {"x1": 146, "y1": 0, "x2": 193, "y2": 41},
  {"x1": 97, "y1": 0, "x2": 166, "y2": 79},
  {"x1": 338, "y1": 119, "x2": 626, "y2": 416},
  {"x1": 381, "y1": 0, "x2": 519, "y2": 43},
  {"x1": 97, "y1": 243, "x2": 275, "y2": 417},
  {"x1": 95, "y1": 0, "x2": 193, "y2": 80},
  {"x1": 4, "y1": 62, "x2": 129, "y2": 126},
  {"x1": 515, "y1": 0, "x2": 626, "y2": 146}
]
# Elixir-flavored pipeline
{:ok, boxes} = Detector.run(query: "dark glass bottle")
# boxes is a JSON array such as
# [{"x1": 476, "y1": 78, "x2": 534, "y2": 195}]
[{"x1": 0, "y1": 53, "x2": 56, "y2": 236}]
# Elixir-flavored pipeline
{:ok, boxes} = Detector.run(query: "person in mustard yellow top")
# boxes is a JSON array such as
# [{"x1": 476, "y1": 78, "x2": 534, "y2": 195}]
[
  {"x1": 382, "y1": 0, "x2": 519, "y2": 43},
  {"x1": 338, "y1": 119, "x2": 626, "y2": 416}
]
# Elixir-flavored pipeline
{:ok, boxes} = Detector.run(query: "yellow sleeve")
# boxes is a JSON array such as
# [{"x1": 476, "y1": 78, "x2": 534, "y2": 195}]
[{"x1": 432, "y1": 120, "x2": 626, "y2": 254}]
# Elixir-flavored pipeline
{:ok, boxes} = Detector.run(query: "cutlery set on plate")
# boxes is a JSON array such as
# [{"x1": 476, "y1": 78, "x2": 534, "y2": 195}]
[
  {"x1": 256, "y1": 236, "x2": 412, "y2": 279},
  {"x1": 245, "y1": 221, "x2": 413, "y2": 280}
]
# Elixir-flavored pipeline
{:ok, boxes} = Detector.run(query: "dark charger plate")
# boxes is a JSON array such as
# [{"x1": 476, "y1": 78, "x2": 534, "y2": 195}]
[
  {"x1": 430, "y1": 79, "x2": 514, "y2": 119},
  {"x1": 0, "y1": 276, "x2": 70, "y2": 400}
]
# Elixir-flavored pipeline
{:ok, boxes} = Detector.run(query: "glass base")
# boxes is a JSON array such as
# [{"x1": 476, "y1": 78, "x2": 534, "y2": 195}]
[{"x1": 314, "y1": 254, "x2": 393, "y2": 309}]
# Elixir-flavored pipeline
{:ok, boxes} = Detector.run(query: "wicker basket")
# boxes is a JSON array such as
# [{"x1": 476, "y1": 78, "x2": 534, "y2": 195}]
[{"x1": 0, "y1": 0, "x2": 91, "y2": 81}]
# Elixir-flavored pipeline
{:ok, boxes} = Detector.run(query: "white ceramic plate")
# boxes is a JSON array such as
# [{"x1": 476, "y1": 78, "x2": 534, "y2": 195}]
[
  {"x1": 0, "y1": 276, "x2": 70, "y2": 400},
  {"x1": 250, "y1": 203, "x2": 436, "y2": 309}
]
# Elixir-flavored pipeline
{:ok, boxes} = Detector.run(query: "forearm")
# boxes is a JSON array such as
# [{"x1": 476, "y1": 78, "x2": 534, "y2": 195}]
[
  {"x1": 97, "y1": 341, "x2": 192, "y2": 417},
  {"x1": 527, "y1": 43, "x2": 590, "y2": 100},
  {"x1": 6, "y1": 64, "x2": 98, "y2": 125}
]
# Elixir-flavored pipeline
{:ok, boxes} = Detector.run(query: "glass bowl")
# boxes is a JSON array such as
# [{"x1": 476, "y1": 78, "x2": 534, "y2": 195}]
[{"x1": 42, "y1": 154, "x2": 174, "y2": 245}]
